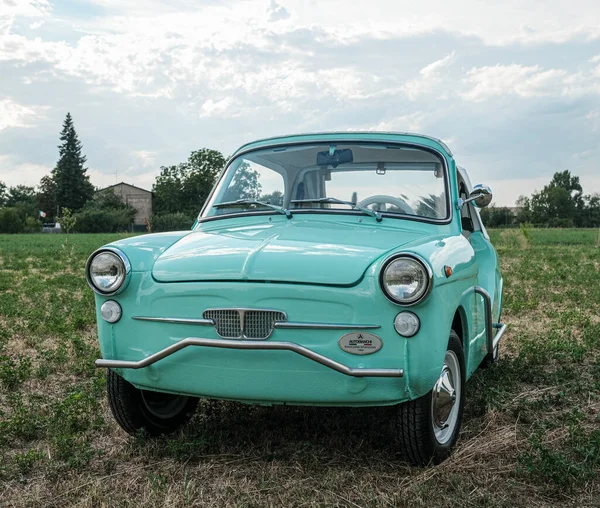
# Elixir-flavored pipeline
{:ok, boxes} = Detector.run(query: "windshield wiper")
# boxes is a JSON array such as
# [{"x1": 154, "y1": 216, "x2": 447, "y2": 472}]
[
  {"x1": 291, "y1": 197, "x2": 382, "y2": 222},
  {"x1": 213, "y1": 199, "x2": 292, "y2": 219}
]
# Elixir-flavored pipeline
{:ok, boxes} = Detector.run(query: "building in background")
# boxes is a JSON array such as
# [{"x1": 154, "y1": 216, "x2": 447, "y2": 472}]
[{"x1": 96, "y1": 182, "x2": 152, "y2": 231}]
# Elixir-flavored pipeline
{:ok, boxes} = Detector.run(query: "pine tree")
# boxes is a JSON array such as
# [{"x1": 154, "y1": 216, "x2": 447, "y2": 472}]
[{"x1": 52, "y1": 113, "x2": 94, "y2": 213}]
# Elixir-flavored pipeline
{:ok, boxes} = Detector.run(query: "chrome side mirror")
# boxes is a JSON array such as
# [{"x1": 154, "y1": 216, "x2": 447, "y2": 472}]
[{"x1": 460, "y1": 184, "x2": 493, "y2": 208}]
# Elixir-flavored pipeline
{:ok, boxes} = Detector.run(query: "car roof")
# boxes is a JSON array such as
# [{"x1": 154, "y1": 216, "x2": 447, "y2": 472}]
[{"x1": 231, "y1": 131, "x2": 453, "y2": 158}]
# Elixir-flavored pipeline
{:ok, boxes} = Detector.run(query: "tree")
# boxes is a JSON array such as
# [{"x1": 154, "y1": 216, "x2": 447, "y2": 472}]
[
  {"x1": 222, "y1": 162, "x2": 262, "y2": 202},
  {"x1": 581, "y1": 193, "x2": 600, "y2": 227},
  {"x1": 6, "y1": 185, "x2": 37, "y2": 219},
  {"x1": 515, "y1": 195, "x2": 532, "y2": 224},
  {"x1": 6, "y1": 185, "x2": 36, "y2": 207},
  {"x1": 153, "y1": 148, "x2": 226, "y2": 216},
  {"x1": 52, "y1": 113, "x2": 94, "y2": 213},
  {"x1": 479, "y1": 206, "x2": 515, "y2": 227},
  {"x1": 523, "y1": 170, "x2": 583, "y2": 227},
  {"x1": 91, "y1": 188, "x2": 136, "y2": 212},
  {"x1": 0, "y1": 181, "x2": 7, "y2": 207},
  {"x1": 37, "y1": 175, "x2": 57, "y2": 219},
  {"x1": 260, "y1": 190, "x2": 284, "y2": 206},
  {"x1": 60, "y1": 207, "x2": 76, "y2": 244}
]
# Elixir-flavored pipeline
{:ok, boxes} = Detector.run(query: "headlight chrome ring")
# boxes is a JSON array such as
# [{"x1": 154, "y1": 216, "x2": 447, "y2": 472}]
[
  {"x1": 86, "y1": 247, "x2": 131, "y2": 296},
  {"x1": 380, "y1": 253, "x2": 433, "y2": 306}
]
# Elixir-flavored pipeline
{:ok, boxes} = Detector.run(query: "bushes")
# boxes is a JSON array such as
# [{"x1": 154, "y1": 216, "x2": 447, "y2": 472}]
[
  {"x1": 151, "y1": 213, "x2": 194, "y2": 232},
  {"x1": 73, "y1": 208, "x2": 134, "y2": 233},
  {"x1": 23, "y1": 217, "x2": 41, "y2": 233},
  {"x1": 0, "y1": 208, "x2": 25, "y2": 233}
]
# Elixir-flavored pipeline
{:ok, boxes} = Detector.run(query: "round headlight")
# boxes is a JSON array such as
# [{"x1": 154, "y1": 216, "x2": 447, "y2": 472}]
[
  {"x1": 87, "y1": 250, "x2": 129, "y2": 295},
  {"x1": 381, "y1": 255, "x2": 432, "y2": 305}
]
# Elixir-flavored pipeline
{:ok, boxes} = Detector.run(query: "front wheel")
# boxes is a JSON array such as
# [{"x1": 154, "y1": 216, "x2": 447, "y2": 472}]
[
  {"x1": 396, "y1": 331, "x2": 465, "y2": 465},
  {"x1": 106, "y1": 369, "x2": 199, "y2": 436}
]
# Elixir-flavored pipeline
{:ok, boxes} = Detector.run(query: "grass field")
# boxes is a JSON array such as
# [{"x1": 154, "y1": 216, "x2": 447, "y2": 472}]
[{"x1": 0, "y1": 229, "x2": 599, "y2": 507}]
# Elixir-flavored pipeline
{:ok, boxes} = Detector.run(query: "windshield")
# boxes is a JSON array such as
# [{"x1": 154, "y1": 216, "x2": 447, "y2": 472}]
[{"x1": 202, "y1": 143, "x2": 449, "y2": 221}]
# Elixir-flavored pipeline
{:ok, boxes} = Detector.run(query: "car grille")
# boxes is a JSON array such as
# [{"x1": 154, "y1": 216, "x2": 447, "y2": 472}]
[{"x1": 203, "y1": 309, "x2": 286, "y2": 339}]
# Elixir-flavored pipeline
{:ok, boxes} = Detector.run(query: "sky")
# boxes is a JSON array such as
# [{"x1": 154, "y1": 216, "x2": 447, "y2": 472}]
[{"x1": 1, "y1": 0, "x2": 600, "y2": 206}]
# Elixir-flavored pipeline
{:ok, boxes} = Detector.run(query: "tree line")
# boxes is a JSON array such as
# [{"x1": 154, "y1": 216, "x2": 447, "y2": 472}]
[
  {"x1": 480, "y1": 171, "x2": 600, "y2": 228},
  {"x1": 1, "y1": 113, "x2": 599, "y2": 233},
  {"x1": 0, "y1": 113, "x2": 228, "y2": 234}
]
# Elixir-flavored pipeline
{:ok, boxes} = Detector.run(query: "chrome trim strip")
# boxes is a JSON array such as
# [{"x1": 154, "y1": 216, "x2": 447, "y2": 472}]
[
  {"x1": 132, "y1": 316, "x2": 214, "y2": 326},
  {"x1": 274, "y1": 322, "x2": 380, "y2": 330},
  {"x1": 95, "y1": 337, "x2": 404, "y2": 378},
  {"x1": 85, "y1": 247, "x2": 132, "y2": 297},
  {"x1": 492, "y1": 324, "x2": 507, "y2": 349},
  {"x1": 474, "y1": 286, "x2": 507, "y2": 357},
  {"x1": 132, "y1": 315, "x2": 380, "y2": 331}
]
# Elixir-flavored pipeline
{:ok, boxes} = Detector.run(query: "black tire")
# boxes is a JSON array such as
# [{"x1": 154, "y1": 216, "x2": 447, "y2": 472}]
[
  {"x1": 396, "y1": 331, "x2": 465, "y2": 466},
  {"x1": 106, "y1": 369, "x2": 198, "y2": 436}
]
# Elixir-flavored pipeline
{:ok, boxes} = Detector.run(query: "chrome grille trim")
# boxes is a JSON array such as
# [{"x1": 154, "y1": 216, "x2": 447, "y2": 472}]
[{"x1": 203, "y1": 308, "x2": 287, "y2": 340}]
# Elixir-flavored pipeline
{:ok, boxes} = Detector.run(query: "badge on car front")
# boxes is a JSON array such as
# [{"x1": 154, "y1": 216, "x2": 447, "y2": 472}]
[{"x1": 338, "y1": 332, "x2": 383, "y2": 355}]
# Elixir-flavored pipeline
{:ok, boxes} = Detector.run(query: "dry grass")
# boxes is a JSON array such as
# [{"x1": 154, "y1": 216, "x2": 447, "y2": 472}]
[{"x1": 0, "y1": 230, "x2": 599, "y2": 507}]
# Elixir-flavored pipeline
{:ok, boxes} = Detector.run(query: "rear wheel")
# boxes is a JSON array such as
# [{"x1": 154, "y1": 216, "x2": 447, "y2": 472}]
[
  {"x1": 396, "y1": 331, "x2": 465, "y2": 465},
  {"x1": 106, "y1": 369, "x2": 198, "y2": 436}
]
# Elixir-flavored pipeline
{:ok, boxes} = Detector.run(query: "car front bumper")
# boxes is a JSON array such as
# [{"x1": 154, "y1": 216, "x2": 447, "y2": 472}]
[{"x1": 93, "y1": 272, "x2": 467, "y2": 406}]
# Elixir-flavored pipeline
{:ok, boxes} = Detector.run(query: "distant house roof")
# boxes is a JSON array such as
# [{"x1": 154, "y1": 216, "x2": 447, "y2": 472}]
[{"x1": 97, "y1": 182, "x2": 152, "y2": 194}]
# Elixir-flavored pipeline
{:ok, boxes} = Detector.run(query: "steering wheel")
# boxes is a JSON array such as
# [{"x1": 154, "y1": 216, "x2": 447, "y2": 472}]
[{"x1": 357, "y1": 195, "x2": 415, "y2": 215}]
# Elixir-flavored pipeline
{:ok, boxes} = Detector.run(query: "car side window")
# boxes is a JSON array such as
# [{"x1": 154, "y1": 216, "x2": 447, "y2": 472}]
[{"x1": 459, "y1": 183, "x2": 474, "y2": 234}]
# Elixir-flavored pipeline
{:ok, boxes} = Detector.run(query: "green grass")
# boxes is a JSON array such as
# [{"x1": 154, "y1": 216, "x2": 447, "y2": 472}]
[{"x1": 0, "y1": 230, "x2": 599, "y2": 507}]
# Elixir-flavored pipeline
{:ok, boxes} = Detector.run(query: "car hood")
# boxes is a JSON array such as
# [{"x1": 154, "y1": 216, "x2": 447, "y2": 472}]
[{"x1": 152, "y1": 218, "x2": 430, "y2": 286}]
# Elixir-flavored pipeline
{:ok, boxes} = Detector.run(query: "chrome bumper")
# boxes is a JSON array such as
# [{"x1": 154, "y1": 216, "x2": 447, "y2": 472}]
[
  {"x1": 95, "y1": 337, "x2": 404, "y2": 378},
  {"x1": 474, "y1": 286, "x2": 507, "y2": 357}
]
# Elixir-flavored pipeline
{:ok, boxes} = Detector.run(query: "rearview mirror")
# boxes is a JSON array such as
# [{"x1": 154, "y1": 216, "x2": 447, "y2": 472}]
[
  {"x1": 316, "y1": 148, "x2": 353, "y2": 168},
  {"x1": 469, "y1": 184, "x2": 493, "y2": 208}
]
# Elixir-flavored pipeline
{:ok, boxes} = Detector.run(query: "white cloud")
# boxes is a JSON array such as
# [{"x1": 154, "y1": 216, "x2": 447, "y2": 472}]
[
  {"x1": 199, "y1": 97, "x2": 236, "y2": 118},
  {"x1": 462, "y1": 64, "x2": 583, "y2": 102},
  {"x1": 370, "y1": 112, "x2": 429, "y2": 133},
  {"x1": 0, "y1": 98, "x2": 47, "y2": 130},
  {"x1": 0, "y1": 154, "x2": 50, "y2": 187},
  {"x1": 267, "y1": 0, "x2": 290, "y2": 22},
  {"x1": 403, "y1": 52, "x2": 456, "y2": 100},
  {"x1": 132, "y1": 150, "x2": 158, "y2": 167},
  {"x1": 1, "y1": 0, "x2": 600, "y2": 205},
  {"x1": 0, "y1": 0, "x2": 50, "y2": 35}
]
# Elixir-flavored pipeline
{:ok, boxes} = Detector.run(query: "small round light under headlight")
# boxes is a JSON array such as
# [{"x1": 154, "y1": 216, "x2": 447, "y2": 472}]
[
  {"x1": 101, "y1": 300, "x2": 122, "y2": 323},
  {"x1": 87, "y1": 250, "x2": 129, "y2": 295},
  {"x1": 394, "y1": 311, "x2": 420, "y2": 337}
]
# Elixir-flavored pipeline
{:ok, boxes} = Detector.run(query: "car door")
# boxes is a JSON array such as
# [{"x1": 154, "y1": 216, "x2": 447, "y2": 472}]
[{"x1": 457, "y1": 169, "x2": 503, "y2": 373}]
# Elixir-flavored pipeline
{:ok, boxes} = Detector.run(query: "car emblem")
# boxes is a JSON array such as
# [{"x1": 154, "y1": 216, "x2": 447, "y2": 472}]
[{"x1": 338, "y1": 332, "x2": 383, "y2": 355}]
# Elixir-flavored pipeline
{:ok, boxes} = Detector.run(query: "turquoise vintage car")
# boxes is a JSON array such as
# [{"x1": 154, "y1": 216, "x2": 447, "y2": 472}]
[{"x1": 87, "y1": 132, "x2": 505, "y2": 465}]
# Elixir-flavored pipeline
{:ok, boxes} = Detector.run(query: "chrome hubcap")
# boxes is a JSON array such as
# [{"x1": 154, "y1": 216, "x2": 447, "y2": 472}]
[
  {"x1": 141, "y1": 390, "x2": 189, "y2": 419},
  {"x1": 431, "y1": 350, "x2": 461, "y2": 444}
]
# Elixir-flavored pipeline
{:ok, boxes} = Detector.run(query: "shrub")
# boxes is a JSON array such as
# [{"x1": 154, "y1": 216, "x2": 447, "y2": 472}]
[
  {"x1": 152, "y1": 213, "x2": 195, "y2": 232},
  {"x1": 23, "y1": 217, "x2": 41, "y2": 233},
  {"x1": 73, "y1": 208, "x2": 134, "y2": 233},
  {"x1": 0, "y1": 208, "x2": 25, "y2": 233}
]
